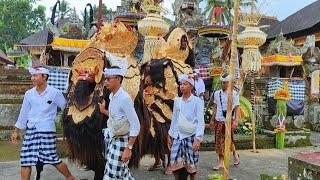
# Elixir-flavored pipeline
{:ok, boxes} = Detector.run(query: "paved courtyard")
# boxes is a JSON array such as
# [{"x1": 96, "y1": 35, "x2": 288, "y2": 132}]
[
  {"x1": 1, "y1": 132, "x2": 319, "y2": 180},
  {"x1": 0, "y1": 146, "x2": 319, "y2": 180}
]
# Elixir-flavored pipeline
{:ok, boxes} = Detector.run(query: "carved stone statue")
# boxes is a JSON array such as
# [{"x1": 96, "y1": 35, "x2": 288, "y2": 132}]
[{"x1": 173, "y1": 0, "x2": 204, "y2": 32}]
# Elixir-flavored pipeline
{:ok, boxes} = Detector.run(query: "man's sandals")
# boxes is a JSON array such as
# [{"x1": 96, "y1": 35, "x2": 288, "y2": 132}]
[
  {"x1": 213, "y1": 155, "x2": 240, "y2": 171},
  {"x1": 213, "y1": 164, "x2": 223, "y2": 171},
  {"x1": 233, "y1": 154, "x2": 240, "y2": 166}
]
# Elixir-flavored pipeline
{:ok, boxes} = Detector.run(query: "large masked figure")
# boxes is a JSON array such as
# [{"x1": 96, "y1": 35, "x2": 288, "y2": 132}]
[
  {"x1": 62, "y1": 22, "x2": 141, "y2": 179},
  {"x1": 62, "y1": 47, "x2": 106, "y2": 179},
  {"x1": 140, "y1": 27, "x2": 195, "y2": 170}
]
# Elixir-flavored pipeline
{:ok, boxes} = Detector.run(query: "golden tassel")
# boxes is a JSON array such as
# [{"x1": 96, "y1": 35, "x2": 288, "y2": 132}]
[{"x1": 241, "y1": 46, "x2": 262, "y2": 73}]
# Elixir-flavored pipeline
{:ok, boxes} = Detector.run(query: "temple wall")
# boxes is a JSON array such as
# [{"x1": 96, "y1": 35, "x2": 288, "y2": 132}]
[
  {"x1": 0, "y1": 67, "x2": 32, "y2": 127},
  {"x1": 306, "y1": 102, "x2": 320, "y2": 131}
]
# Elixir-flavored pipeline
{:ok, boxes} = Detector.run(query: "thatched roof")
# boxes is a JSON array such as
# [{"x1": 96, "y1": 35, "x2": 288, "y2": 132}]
[
  {"x1": 19, "y1": 18, "x2": 76, "y2": 46},
  {"x1": 267, "y1": 1, "x2": 320, "y2": 39},
  {"x1": 0, "y1": 49, "x2": 14, "y2": 65},
  {"x1": 6, "y1": 49, "x2": 27, "y2": 57},
  {"x1": 19, "y1": 28, "x2": 52, "y2": 45},
  {"x1": 259, "y1": 15, "x2": 279, "y2": 33}
]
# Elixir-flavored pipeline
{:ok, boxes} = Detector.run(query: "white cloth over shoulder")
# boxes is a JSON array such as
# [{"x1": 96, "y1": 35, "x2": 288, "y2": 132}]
[
  {"x1": 108, "y1": 87, "x2": 140, "y2": 136},
  {"x1": 168, "y1": 95, "x2": 205, "y2": 141}
]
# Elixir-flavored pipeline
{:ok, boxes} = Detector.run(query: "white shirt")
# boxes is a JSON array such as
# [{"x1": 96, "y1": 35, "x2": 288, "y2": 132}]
[
  {"x1": 214, "y1": 89, "x2": 240, "y2": 122},
  {"x1": 108, "y1": 87, "x2": 140, "y2": 137},
  {"x1": 15, "y1": 86, "x2": 66, "y2": 132},
  {"x1": 194, "y1": 78, "x2": 205, "y2": 99},
  {"x1": 168, "y1": 95, "x2": 205, "y2": 141}
]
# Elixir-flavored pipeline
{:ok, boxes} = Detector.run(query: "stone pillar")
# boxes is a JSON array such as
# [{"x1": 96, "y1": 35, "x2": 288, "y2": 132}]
[{"x1": 63, "y1": 53, "x2": 69, "y2": 67}]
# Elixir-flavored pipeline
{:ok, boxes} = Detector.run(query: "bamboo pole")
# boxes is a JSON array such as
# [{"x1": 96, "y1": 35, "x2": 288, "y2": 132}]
[
  {"x1": 250, "y1": 71, "x2": 257, "y2": 153},
  {"x1": 223, "y1": 0, "x2": 240, "y2": 179}
]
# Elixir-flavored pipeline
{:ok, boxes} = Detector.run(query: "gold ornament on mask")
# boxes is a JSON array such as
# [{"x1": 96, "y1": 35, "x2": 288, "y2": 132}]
[
  {"x1": 71, "y1": 47, "x2": 105, "y2": 84},
  {"x1": 90, "y1": 22, "x2": 138, "y2": 56}
]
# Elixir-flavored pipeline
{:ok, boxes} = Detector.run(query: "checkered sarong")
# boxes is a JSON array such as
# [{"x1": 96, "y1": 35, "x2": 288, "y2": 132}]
[
  {"x1": 268, "y1": 80, "x2": 305, "y2": 101},
  {"x1": 170, "y1": 135, "x2": 199, "y2": 174},
  {"x1": 20, "y1": 127, "x2": 61, "y2": 167},
  {"x1": 103, "y1": 128, "x2": 134, "y2": 180},
  {"x1": 195, "y1": 65, "x2": 212, "y2": 80},
  {"x1": 47, "y1": 66, "x2": 70, "y2": 93}
]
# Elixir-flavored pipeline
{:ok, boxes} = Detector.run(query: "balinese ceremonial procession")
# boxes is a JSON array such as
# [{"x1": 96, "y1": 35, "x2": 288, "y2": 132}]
[{"x1": 1, "y1": 0, "x2": 320, "y2": 179}]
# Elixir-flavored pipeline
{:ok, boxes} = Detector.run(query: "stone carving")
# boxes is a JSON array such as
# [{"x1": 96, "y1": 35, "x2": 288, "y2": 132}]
[{"x1": 173, "y1": 0, "x2": 204, "y2": 31}]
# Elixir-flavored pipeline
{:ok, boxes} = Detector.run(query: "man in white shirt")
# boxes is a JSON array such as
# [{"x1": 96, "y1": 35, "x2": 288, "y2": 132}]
[
  {"x1": 168, "y1": 74, "x2": 205, "y2": 180},
  {"x1": 98, "y1": 66, "x2": 140, "y2": 180},
  {"x1": 210, "y1": 74, "x2": 240, "y2": 171},
  {"x1": 11, "y1": 67, "x2": 74, "y2": 180},
  {"x1": 193, "y1": 69, "x2": 206, "y2": 101}
]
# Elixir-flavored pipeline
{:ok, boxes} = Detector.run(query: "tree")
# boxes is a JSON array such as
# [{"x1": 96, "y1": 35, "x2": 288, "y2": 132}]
[
  {"x1": 203, "y1": 0, "x2": 256, "y2": 25},
  {"x1": 59, "y1": 0, "x2": 72, "y2": 18},
  {"x1": 50, "y1": 0, "x2": 72, "y2": 20},
  {"x1": 81, "y1": 4, "x2": 112, "y2": 27},
  {"x1": 0, "y1": 0, "x2": 46, "y2": 51}
]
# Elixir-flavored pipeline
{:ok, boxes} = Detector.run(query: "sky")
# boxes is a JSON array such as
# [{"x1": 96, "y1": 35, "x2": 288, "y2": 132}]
[{"x1": 35, "y1": 0, "x2": 318, "y2": 21}]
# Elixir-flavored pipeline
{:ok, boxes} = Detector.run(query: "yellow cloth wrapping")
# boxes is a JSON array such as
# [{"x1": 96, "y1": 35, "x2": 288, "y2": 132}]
[
  {"x1": 52, "y1": 38, "x2": 90, "y2": 48},
  {"x1": 262, "y1": 55, "x2": 302, "y2": 66}
]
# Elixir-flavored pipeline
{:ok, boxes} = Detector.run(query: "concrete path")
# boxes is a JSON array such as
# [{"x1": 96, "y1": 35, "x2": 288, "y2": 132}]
[
  {"x1": 1, "y1": 131, "x2": 319, "y2": 180},
  {"x1": 1, "y1": 145, "x2": 319, "y2": 180}
]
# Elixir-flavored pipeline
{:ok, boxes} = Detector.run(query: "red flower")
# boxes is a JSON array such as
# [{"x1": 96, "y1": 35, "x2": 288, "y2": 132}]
[{"x1": 214, "y1": 7, "x2": 222, "y2": 14}]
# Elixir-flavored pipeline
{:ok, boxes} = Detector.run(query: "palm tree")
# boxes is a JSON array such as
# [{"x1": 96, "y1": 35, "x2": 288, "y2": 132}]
[
  {"x1": 59, "y1": 0, "x2": 72, "y2": 18},
  {"x1": 50, "y1": 0, "x2": 72, "y2": 22},
  {"x1": 203, "y1": 0, "x2": 256, "y2": 25}
]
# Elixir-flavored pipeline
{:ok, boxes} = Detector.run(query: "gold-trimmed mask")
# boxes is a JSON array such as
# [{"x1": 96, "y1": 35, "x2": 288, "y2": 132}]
[{"x1": 71, "y1": 47, "x2": 105, "y2": 84}]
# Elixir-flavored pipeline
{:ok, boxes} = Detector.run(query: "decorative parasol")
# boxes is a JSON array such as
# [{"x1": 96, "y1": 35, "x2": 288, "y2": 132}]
[{"x1": 198, "y1": 25, "x2": 231, "y2": 38}]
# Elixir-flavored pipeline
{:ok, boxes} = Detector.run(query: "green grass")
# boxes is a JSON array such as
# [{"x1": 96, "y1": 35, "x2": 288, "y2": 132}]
[
  {"x1": 0, "y1": 141, "x2": 68, "y2": 162},
  {"x1": 0, "y1": 141, "x2": 21, "y2": 161}
]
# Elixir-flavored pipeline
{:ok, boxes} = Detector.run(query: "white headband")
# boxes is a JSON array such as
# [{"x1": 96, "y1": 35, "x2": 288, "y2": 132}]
[
  {"x1": 28, "y1": 67, "x2": 49, "y2": 75},
  {"x1": 220, "y1": 75, "x2": 230, "y2": 82},
  {"x1": 103, "y1": 68, "x2": 126, "y2": 77},
  {"x1": 179, "y1": 74, "x2": 195, "y2": 86}
]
